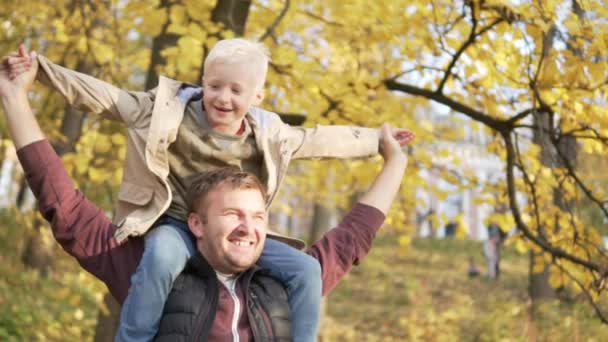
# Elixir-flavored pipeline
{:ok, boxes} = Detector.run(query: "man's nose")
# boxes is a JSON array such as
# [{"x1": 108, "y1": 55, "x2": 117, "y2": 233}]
[{"x1": 236, "y1": 215, "x2": 256, "y2": 233}]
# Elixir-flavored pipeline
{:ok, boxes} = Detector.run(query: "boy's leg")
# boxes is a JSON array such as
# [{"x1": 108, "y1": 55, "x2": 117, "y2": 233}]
[
  {"x1": 258, "y1": 238, "x2": 322, "y2": 342},
  {"x1": 116, "y1": 217, "x2": 196, "y2": 342}
]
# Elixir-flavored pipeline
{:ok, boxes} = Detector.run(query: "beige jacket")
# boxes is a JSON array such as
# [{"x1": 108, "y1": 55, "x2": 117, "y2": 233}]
[{"x1": 36, "y1": 55, "x2": 379, "y2": 249}]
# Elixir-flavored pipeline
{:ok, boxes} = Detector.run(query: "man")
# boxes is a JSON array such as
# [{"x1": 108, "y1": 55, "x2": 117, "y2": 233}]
[{"x1": 1, "y1": 50, "x2": 410, "y2": 340}]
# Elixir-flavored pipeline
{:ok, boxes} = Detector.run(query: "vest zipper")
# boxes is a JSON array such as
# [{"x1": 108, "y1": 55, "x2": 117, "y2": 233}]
[{"x1": 226, "y1": 278, "x2": 241, "y2": 342}]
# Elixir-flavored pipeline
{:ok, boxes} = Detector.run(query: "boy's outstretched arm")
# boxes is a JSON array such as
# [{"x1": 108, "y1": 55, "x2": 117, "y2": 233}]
[
  {"x1": 0, "y1": 59, "x2": 142, "y2": 303},
  {"x1": 269, "y1": 107, "x2": 414, "y2": 161},
  {"x1": 3, "y1": 44, "x2": 154, "y2": 127}
]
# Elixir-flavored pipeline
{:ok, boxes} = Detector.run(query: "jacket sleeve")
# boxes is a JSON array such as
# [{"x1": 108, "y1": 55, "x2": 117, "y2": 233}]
[
  {"x1": 16, "y1": 140, "x2": 143, "y2": 304},
  {"x1": 284, "y1": 123, "x2": 379, "y2": 160},
  {"x1": 36, "y1": 55, "x2": 154, "y2": 128},
  {"x1": 306, "y1": 203, "x2": 385, "y2": 296}
]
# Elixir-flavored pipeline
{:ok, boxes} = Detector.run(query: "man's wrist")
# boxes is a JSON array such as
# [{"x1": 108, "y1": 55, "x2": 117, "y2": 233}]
[
  {"x1": 1, "y1": 89, "x2": 29, "y2": 106},
  {"x1": 384, "y1": 154, "x2": 408, "y2": 168}
]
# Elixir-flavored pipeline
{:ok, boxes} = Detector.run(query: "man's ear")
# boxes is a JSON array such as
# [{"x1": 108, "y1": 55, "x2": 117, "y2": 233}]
[
  {"x1": 252, "y1": 89, "x2": 265, "y2": 106},
  {"x1": 188, "y1": 212, "x2": 205, "y2": 239}
]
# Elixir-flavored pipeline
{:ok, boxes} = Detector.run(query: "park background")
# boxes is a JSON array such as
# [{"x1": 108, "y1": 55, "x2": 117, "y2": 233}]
[{"x1": 0, "y1": 0, "x2": 607, "y2": 340}]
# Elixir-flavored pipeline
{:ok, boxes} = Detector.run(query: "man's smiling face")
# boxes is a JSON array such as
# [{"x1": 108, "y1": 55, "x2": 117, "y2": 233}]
[{"x1": 188, "y1": 182, "x2": 267, "y2": 274}]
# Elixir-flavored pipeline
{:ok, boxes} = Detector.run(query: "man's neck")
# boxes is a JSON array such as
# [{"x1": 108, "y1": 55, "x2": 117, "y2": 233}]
[{"x1": 216, "y1": 271, "x2": 240, "y2": 290}]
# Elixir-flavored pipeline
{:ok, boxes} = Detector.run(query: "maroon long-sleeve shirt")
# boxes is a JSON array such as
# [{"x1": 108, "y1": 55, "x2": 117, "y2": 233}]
[{"x1": 17, "y1": 140, "x2": 385, "y2": 336}]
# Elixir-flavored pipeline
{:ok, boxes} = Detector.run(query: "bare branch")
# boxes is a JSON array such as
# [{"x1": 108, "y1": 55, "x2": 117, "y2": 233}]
[
  {"x1": 384, "y1": 79, "x2": 511, "y2": 132},
  {"x1": 437, "y1": 12, "x2": 504, "y2": 94},
  {"x1": 258, "y1": 0, "x2": 290, "y2": 42},
  {"x1": 551, "y1": 133, "x2": 608, "y2": 219},
  {"x1": 554, "y1": 261, "x2": 608, "y2": 324},
  {"x1": 507, "y1": 107, "x2": 544, "y2": 125},
  {"x1": 299, "y1": 9, "x2": 342, "y2": 27},
  {"x1": 503, "y1": 132, "x2": 603, "y2": 273}
]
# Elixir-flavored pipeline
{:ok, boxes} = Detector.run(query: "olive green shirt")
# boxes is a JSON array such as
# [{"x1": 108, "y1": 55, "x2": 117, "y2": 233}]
[{"x1": 165, "y1": 100, "x2": 263, "y2": 220}]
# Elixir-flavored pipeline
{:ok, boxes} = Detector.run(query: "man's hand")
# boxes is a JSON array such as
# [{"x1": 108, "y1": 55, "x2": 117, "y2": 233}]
[
  {"x1": 379, "y1": 123, "x2": 413, "y2": 163},
  {"x1": 360, "y1": 123, "x2": 413, "y2": 215},
  {"x1": 0, "y1": 44, "x2": 38, "y2": 96}
]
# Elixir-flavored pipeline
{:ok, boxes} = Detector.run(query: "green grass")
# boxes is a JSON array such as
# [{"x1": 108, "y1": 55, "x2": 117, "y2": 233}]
[
  {"x1": 0, "y1": 209, "x2": 103, "y2": 341},
  {"x1": 321, "y1": 234, "x2": 606, "y2": 341}
]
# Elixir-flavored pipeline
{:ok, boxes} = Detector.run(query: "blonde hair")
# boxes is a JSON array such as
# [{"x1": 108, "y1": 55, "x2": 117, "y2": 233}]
[{"x1": 204, "y1": 38, "x2": 270, "y2": 90}]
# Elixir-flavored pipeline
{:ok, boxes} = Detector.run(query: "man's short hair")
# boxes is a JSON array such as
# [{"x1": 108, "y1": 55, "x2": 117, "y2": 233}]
[
  {"x1": 186, "y1": 167, "x2": 268, "y2": 216},
  {"x1": 203, "y1": 38, "x2": 270, "y2": 90}
]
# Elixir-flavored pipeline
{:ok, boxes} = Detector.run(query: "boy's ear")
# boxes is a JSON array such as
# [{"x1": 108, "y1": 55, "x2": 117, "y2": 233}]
[
  {"x1": 187, "y1": 212, "x2": 205, "y2": 239},
  {"x1": 252, "y1": 89, "x2": 265, "y2": 105}
]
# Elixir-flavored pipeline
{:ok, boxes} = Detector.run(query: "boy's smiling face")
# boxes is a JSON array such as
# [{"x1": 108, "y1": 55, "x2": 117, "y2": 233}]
[{"x1": 202, "y1": 61, "x2": 264, "y2": 135}]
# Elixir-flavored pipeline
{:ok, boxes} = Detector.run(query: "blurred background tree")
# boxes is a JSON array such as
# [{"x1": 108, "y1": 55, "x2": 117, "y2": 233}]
[{"x1": 0, "y1": 0, "x2": 607, "y2": 339}]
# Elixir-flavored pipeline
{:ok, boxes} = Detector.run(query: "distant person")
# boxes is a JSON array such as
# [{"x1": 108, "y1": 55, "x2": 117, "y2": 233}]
[
  {"x1": 483, "y1": 223, "x2": 507, "y2": 279},
  {"x1": 444, "y1": 221, "x2": 457, "y2": 238}
]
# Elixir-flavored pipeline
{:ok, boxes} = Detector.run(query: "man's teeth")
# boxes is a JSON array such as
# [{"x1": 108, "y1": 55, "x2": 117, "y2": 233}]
[{"x1": 234, "y1": 241, "x2": 252, "y2": 247}]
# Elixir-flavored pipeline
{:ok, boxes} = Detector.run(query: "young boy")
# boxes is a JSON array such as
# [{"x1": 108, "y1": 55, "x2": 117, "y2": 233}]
[{"x1": 6, "y1": 40, "x2": 414, "y2": 341}]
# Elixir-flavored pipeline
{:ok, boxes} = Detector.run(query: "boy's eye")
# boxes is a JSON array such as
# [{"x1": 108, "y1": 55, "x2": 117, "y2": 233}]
[{"x1": 232, "y1": 88, "x2": 241, "y2": 94}]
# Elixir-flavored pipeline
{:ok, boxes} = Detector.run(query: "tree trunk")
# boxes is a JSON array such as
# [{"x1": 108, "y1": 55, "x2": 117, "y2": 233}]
[
  {"x1": 309, "y1": 202, "x2": 335, "y2": 335},
  {"x1": 197, "y1": 0, "x2": 252, "y2": 80},
  {"x1": 93, "y1": 294, "x2": 122, "y2": 342},
  {"x1": 528, "y1": 250, "x2": 556, "y2": 300},
  {"x1": 529, "y1": 110, "x2": 577, "y2": 302},
  {"x1": 309, "y1": 203, "x2": 335, "y2": 245},
  {"x1": 145, "y1": 0, "x2": 180, "y2": 90}
]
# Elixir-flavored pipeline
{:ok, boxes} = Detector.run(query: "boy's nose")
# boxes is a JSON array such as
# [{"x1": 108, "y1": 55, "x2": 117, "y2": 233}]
[{"x1": 218, "y1": 88, "x2": 230, "y2": 102}]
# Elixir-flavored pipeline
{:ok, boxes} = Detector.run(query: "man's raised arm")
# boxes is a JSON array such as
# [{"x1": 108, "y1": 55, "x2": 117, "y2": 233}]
[
  {"x1": 307, "y1": 123, "x2": 412, "y2": 295},
  {"x1": 0, "y1": 56, "x2": 142, "y2": 303}
]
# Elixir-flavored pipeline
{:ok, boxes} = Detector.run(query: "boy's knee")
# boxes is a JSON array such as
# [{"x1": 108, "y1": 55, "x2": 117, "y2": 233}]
[
  {"x1": 292, "y1": 254, "x2": 322, "y2": 281},
  {"x1": 144, "y1": 233, "x2": 188, "y2": 275}
]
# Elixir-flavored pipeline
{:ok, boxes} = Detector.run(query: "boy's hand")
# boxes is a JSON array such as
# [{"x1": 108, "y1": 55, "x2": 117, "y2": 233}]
[
  {"x1": 379, "y1": 123, "x2": 411, "y2": 164},
  {"x1": 1, "y1": 44, "x2": 38, "y2": 92},
  {"x1": 389, "y1": 127, "x2": 415, "y2": 147}
]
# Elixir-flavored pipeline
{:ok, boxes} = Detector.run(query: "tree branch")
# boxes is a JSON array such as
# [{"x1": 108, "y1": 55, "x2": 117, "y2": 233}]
[
  {"x1": 384, "y1": 79, "x2": 510, "y2": 132},
  {"x1": 503, "y1": 132, "x2": 603, "y2": 273},
  {"x1": 258, "y1": 0, "x2": 290, "y2": 42},
  {"x1": 437, "y1": 15, "x2": 504, "y2": 93}
]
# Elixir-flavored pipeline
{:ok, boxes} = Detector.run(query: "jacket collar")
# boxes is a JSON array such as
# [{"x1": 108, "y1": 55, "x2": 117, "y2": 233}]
[{"x1": 186, "y1": 252, "x2": 263, "y2": 279}]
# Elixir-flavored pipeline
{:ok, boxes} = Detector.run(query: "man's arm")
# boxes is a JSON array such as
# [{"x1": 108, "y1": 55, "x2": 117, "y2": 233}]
[
  {"x1": 306, "y1": 123, "x2": 410, "y2": 295},
  {"x1": 4, "y1": 45, "x2": 154, "y2": 127},
  {"x1": 0, "y1": 59, "x2": 142, "y2": 304}
]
